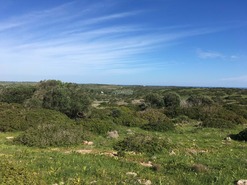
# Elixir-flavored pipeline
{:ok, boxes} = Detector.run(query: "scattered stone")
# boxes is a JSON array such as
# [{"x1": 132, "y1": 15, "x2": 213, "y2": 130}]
[
  {"x1": 127, "y1": 129, "x2": 134, "y2": 135},
  {"x1": 137, "y1": 179, "x2": 152, "y2": 185},
  {"x1": 169, "y1": 150, "x2": 176, "y2": 156},
  {"x1": 126, "y1": 172, "x2": 137, "y2": 177},
  {"x1": 83, "y1": 141, "x2": 94, "y2": 145},
  {"x1": 107, "y1": 130, "x2": 119, "y2": 139},
  {"x1": 224, "y1": 137, "x2": 232, "y2": 141},
  {"x1": 187, "y1": 148, "x2": 208, "y2": 155},
  {"x1": 102, "y1": 151, "x2": 118, "y2": 157},
  {"x1": 140, "y1": 161, "x2": 153, "y2": 167},
  {"x1": 6, "y1": 136, "x2": 14, "y2": 140},
  {"x1": 126, "y1": 151, "x2": 137, "y2": 155},
  {"x1": 151, "y1": 163, "x2": 162, "y2": 172},
  {"x1": 236, "y1": 180, "x2": 247, "y2": 185},
  {"x1": 75, "y1": 149, "x2": 92, "y2": 154},
  {"x1": 90, "y1": 180, "x2": 97, "y2": 184},
  {"x1": 191, "y1": 164, "x2": 208, "y2": 173}
]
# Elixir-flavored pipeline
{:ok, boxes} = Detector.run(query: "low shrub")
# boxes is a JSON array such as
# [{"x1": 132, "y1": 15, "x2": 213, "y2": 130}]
[
  {"x1": 0, "y1": 85, "x2": 36, "y2": 104},
  {"x1": 0, "y1": 103, "x2": 72, "y2": 132},
  {"x1": 14, "y1": 123, "x2": 87, "y2": 147},
  {"x1": 141, "y1": 121, "x2": 175, "y2": 132},
  {"x1": 201, "y1": 118, "x2": 235, "y2": 129},
  {"x1": 0, "y1": 158, "x2": 44, "y2": 184},
  {"x1": 112, "y1": 107, "x2": 144, "y2": 127},
  {"x1": 114, "y1": 133, "x2": 173, "y2": 154},
  {"x1": 80, "y1": 119, "x2": 116, "y2": 135},
  {"x1": 137, "y1": 108, "x2": 169, "y2": 123},
  {"x1": 172, "y1": 115, "x2": 192, "y2": 124}
]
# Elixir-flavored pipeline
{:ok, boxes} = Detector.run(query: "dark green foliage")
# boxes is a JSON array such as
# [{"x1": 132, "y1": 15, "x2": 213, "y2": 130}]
[
  {"x1": 224, "y1": 104, "x2": 247, "y2": 119},
  {"x1": 42, "y1": 86, "x2": 71, "y2": 113},
  {"x1": 172, "y1": 115, "x2": 191, "y2": 124},
  {"x1": 111, "y1": 107, "x2": 144, "y2": 127},
  {"x1": 0, "y1": 158, "x2": 44, "y2": 185},
  {"x1": 114, "y1": 133, "x2": 172, "y2": 154},
  {"x1": 141, "y1": 121, "x2": 175, "y2": 132},
  {"x1": 0, "y1": 85, "x2": 36, "y2": 104},
  {"x1": 14, "y1": 123, "x2": 86, "y2": 147},
  {"x1": 163, "y1": 92, "x2": 181, "y2": 108},
  {"x1": 164, "y1": 107, "x2": 184, "y2": 118},
  {"x1": 38, "y1": 79, "x2": 63, "y2": 89},
  {"x1": 145, "y1": 93, "x2": 164, "y2": 108},
  {"x1": 169, "y1": 105, "x2": 246, "y2": 126},
  {"x1": 0, "y1": 80, "x2": 92, "y2": 118},
  {"x1": 137, "y1": 108, "x2": 168, "y2": 123},
  {"x1": 111, "y1": 108, "x2": 122, "y2": 118},
  {"x1": 186, "y1": 95, "x2": 214, "y2": 107},
  {"x1": 176, "y1": 107, "x2": 210, "y2": 120},
  {"x1": 89, "y1": 108, "x2": 112, "y2": 120},
  {"x1": 80, "y1": 119, "x2": 116, "y2": 135},
  {"x1": 42, "y1": 85, "x2": 91, "y2": 118},
  {"x1": 0, "y1": 102, "x2": 71, "y2": 132},
  {"x1": 201, "y1": 118, "x2": 236, "y2": 129}
]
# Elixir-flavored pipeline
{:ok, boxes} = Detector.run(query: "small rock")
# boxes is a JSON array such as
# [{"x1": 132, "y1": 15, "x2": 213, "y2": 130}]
[
  {"x1": 126, "y1": 172, "x2": 137, "y2": 177},
  {"x1": 224, "y1": 137, "x2": 232, "y2": 141},
  {"x1": 191, "y1": 164, "x2": 208, "y2": 173},
  {"x1": 137, "y1": 179, "x2": 152, "y2": 185},
  {"x1": 76, "y1": 149, "x2": 92, "y2": 154},
  {"x1": 140, "y1": 161, "x2": 153, "y2": 167},
  {"x1": 169, "y1": 150, "x2": 176, "y2": 156},
  {"x1": 236, "y1": 180, "x2": 247, "y2": 185},
  {"x1": 127, "y1": 129, "x2": 134, "y2": 135},
  {"x1": 107, "y1": 130, "x2": 119, "y2": 139},
  {"x1": 83, "y1": 141, "x2": 94, "y2": 145},
  {"x1": 90, "y1": 180, "x2": 97, "y2": 184},
  {"x1": 103, "y1": 151, "x2": 118, "y2": 157}
]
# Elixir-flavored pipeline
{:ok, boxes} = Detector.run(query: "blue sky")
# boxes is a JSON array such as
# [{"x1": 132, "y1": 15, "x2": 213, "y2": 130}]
[{"x1": 0, "y1": 0, "x2": 246, "y2": 87}]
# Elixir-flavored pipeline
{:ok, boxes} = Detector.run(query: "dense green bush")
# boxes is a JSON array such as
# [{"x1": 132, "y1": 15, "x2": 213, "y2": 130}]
[
  {"x1": 163, "y1": 92, "x2": 181, "y2": 108},
  {"x1": 114, "y1": 133, "x2": 173, "y2": 154},
  {"x1": 137, "y1": 108, "x2": 169, "y2": 123},
  {"x1": 0, "y1": 85, "x2": 36, "y2": 104},
  {"x1": 89, "y1": 108, "x2": 112, "y2": 120},
  {"x1": 42, "y1": 86, "x2": 91, "y2": 118},
  {"x1": 0, "y1": 158, "x2": 44, "y2": 185},
  {"x1": 80, "y1": 119, "x2": 116, "y2": 135},
  {"x1": 0, "y1": 102, "x2": 72, "y2": 132},
  {"x1": 186, "y1": 95, "x2": 213, "y2": 107},
  {"x1": 14, "y1": 123, "x2": 87, "y2": 147},
  {"x1": 224, "y1": 104, "x2": 247, "y2": 119},
  {"x1": 111, "y1": 107, "x2": 144, "y2": 127},
  {"x1": 172, "y1": 115, "x2": 192, "y2": 124},
  {"x1": 141, "y1": 121, "x2": 175, "y2": 132},
  {"x1": 201, "y1": 118, "x2": 236, "y2": 129},
  {"x1": 145, "y1": 93, "x2": 164, "y2": 108}
]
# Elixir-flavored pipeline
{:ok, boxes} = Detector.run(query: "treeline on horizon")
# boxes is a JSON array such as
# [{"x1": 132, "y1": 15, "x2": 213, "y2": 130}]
[{"x1": 0, "y1": 79, "x2": 247, "y2": 147}]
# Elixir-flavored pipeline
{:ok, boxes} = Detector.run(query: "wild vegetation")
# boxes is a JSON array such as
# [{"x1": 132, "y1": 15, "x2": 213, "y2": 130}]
[{"x1": 0, "y1": 80, "x2": 246, "y2": 184}]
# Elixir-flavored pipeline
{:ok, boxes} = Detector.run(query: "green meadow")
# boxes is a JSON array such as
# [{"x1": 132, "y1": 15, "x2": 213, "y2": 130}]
[{"x1": 0, "y1": 80, "x2": 246, "y2": 184}]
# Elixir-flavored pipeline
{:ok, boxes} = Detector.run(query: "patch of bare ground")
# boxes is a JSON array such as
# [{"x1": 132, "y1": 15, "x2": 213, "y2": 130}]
[
  {"x1": 91, "y1": 100, "x2": 108, "y2": 108},
  {"x1": 186, "y1": 148, "x2": 209, "y2": 155},
  {"x1": 131, "y1": 99, "x2": 144, "y2": 104},
  {"x1": 116, "y1": 101, "x2": 128, "y2": 106}
]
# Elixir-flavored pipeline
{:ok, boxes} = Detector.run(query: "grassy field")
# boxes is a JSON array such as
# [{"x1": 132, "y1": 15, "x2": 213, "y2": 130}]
[
  {"x1": 1, "y1": 124, "x2": 246, "y2": 185},
  {"x1": 1, "y1": 81, "x2": 246, "y2": 184}
]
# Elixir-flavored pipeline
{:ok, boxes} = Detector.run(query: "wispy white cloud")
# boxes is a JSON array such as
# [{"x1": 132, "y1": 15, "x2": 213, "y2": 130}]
[
  {"x1": 0, "y1": 1, "x2": 231, "y2": 79},
  {"x1": 197, "y1": 49, "x2": 225, "y2": 59},
  {"x1": 221, "y1": 75, "x2": 247, "y2": 83}
]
